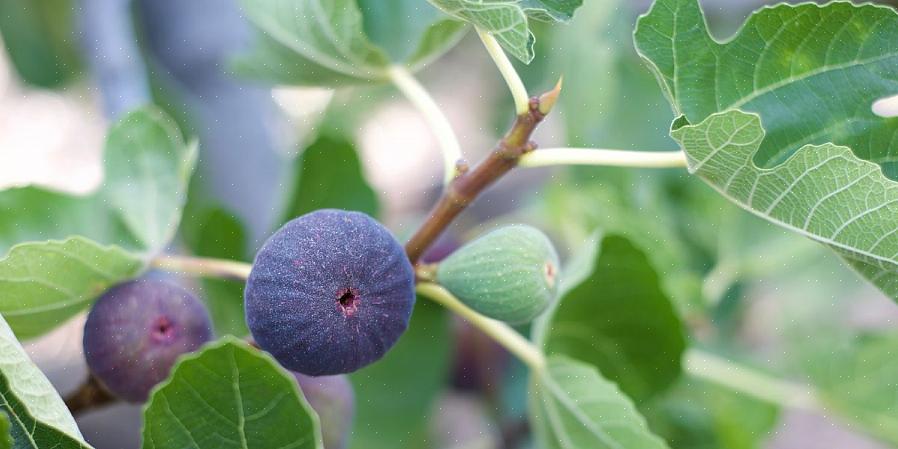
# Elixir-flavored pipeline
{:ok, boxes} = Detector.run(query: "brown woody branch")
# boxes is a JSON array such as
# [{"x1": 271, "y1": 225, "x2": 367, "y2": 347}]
[
  {"x1": 64, "y1": 374, "x2": 116, "y2": 416},
  {"x1": 405, "y1": 86, "x2": 559, "y2": 263}
]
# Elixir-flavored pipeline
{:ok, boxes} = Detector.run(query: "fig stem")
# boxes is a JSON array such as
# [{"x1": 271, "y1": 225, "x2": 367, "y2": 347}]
[
  {"x1": 519, "y1": 148, "x2": 688, "y2": 169},
  {"x1": 416, "y1": 282, "x2": 546, "y2": 370},
  {"x1": 64, "y1": 375, "x2": 116, "y2": 416},
  {"x1": 476, "y1": 27, "x2": 530, "y2": 115},
  {"x1": 684, "y1": 349, "x2": 825, "y2": 413},
  {"x1": 387, "y1": 65, "x2": 463, "y2": 185},
  {"x1": 404, "y1": 88, "x2": 557, "y2": 263},
  {"x1": 151, "y1": 255, "x2": 251, "y2": 281}
]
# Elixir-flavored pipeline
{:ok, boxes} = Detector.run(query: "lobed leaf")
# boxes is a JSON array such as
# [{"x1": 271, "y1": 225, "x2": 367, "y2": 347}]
[
  {"x1": 0, "y1": 314, "x2": 90, "y2": 448},
  {"x1": 634, "y1": 0, "x2": 898, "y2": 175},
  {"x1": 536, "y1": 235, "x2": 686, "y2": 402},
  {"x1": 671, "y1": 110, "x2": 898, "y2": 302},
  {"x1": 0, "y1": 237, "x2": 143, "y2": 339},
  {"x1": 142, "y1": 338, "x2": 323, "y2": 449},
  {"x1": 529, "y1": 355, "x2": 670, "y2": 449}
]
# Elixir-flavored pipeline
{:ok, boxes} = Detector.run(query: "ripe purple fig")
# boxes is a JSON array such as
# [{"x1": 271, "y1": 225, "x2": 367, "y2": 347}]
[
  {"x1": 83, "y1": 279, "x2": 213, "y2": 402},
  {"x1": 294, "y1": 373, "x2": 355, "y2": 449},
  {"x1": 245, "y1": 209, "x2": 415, "y2": 375}
]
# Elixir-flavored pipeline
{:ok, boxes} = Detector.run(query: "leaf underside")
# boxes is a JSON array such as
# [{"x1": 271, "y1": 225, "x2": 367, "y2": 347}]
[
  {"x1": 635, "y1": 0, "x2": 898, "y2": 175},
  {"x1": 0, "y1": 314, "x2": 89, "y2": 448},
  {"x1": 426, "y1": 0, "x2": 582, "y2": 63},
  {"x1": 636, "y1": 0, "x2": 898, "y2": 301}
]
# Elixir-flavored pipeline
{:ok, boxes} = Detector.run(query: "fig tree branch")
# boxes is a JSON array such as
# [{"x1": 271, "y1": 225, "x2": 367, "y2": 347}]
[
  {"x1": 388, "y1": 66, "x2": 464, "y2": 184},
  {"x1": 519, "y1": 148, "x2": 688, "y2": 169},
  {"x1": 404, "y1": 87, "x2": 559, "y2": 263}
]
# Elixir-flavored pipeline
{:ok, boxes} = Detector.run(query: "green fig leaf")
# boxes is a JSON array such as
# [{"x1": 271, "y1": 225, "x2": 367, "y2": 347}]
[
  {"x1": 282, "y1": 135, "x2": 380, "y2": 224},
  {"x1": 634, "y1": 0, "x2": 898, "y2": 175},
  {"x1": 529, "y1": 355, "x2": 670, "y2": 449},
  {"x1": 0, "y1": 107, "x2": 196, "y2": 255},
  {"x1": 672, "y1": 109, "x2": 898, "y2": 303},
  {"x1": 237, "y1": 0, "x2": 466, "y2": 87},
  {"x1": 142, "y1": 338, "x2": 323, "y2": 449},
  {"x1": 426, "y1": 0, "x2": 582, "y2": 63},
  {"x1": 535, "y1": 234, "x2": 685, "y2": 403},
  {"x1": 0, "y1": 237, "x2": 143, "y2": 339},
  {"x1": 0, "y1": 314, "x2": 91, "y2": 447}
]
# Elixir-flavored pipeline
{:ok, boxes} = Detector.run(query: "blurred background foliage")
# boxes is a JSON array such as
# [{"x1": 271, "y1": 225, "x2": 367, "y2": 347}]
[{"x1": 1, "y1": 0, "x2": 897, "y2": 448}]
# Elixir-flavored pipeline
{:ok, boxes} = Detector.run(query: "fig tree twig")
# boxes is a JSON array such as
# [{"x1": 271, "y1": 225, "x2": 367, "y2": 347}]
[
  {"x1": 64, "y1": 375, "x2": 116, "y2": 416},
  {"x1": 404, "y1": 84, "x2": 560, "y2": 263}
]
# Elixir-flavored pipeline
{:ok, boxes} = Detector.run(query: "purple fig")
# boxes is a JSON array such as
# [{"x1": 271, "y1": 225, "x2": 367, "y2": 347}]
[
  {"x1": 83, "y1": 279, "x2": 213, "y2": 402},
  {"x1": 245, "y1": 209, "x2": 415, "y2": 375}
]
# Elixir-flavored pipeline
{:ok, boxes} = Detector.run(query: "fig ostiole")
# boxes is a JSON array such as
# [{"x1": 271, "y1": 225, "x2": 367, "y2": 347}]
[
  {"x1": 245, "y1": 209, "x2": 416, "y2": 376},
  {"x1": 436, "y1": 225, "x2": 560, "y2": 324},
  {"x1": 294, "y1": 373, "x2": 355, "y2": 449},
  {"x1": 83, "y1": 279, "x2": 213, "y2": 403}
]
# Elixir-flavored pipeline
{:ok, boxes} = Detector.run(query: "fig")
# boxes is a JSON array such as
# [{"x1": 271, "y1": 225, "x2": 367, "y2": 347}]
[
  {"x1": 82, "y1": 279, "x2": 213, "y2": 402},
  {"x1": 245, "y1": 209, "x2": 415, "y2": 375},
  {"x1": 436, "y1": 225, "x2": 560, "y2": 324},
  {"x1": 294, "y1": 373, "x2": 355, "y2": 449}
]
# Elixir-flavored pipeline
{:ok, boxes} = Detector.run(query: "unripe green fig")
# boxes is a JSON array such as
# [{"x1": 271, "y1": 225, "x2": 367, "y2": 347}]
[{"x1": 436, "y1": 225, "x2": 560, "y2": 324}]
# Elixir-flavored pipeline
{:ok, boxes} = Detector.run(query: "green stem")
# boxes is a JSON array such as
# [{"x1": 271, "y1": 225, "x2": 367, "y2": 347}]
[
  {"x1": 476, "y1": 28, "x2": 529, "y2": 115},
  {"x1": 388, "y1": 65, "x2": 464, "y2": 184},
  {"x1": 151, "y1": 255, "x2": 252, "y2": 281},
  {"x1": 684, "y1": 349, "x2": 824, "y2": 413},
  {"x1": 416, "y1": 282, "x2": 546, "y2": 370},
  {"x1": 519, "y1": 148, "x2": 688, "y2": 169}
]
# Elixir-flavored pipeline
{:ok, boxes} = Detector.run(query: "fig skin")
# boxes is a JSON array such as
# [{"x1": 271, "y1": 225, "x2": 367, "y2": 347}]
[
  {"x1": 245, "y1": 209, "x2": 415, "y2": 376},
  {"x1": 437, "y1": 225, "x2": 561, "y2": 324},
  {"x1": 294, "y1": 373, "x2": 355, "y2": 449},
  {"x1": 83, "y1": 279, "x2": 213, "y2": 403}
]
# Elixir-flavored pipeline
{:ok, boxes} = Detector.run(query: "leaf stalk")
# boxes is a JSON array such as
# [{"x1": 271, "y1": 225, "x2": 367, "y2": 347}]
[
  {"x1": 476, "y1": 28, "x2": 530, "y2": 115},
  {"x1": 388, "y1": 65, "x2": 464, "y2": 184},
  {"x1": 519, "y1": 148, "x2": 688, "y2": 168},
  {"x1": 416, "y1": 282, "x2": 546, "y2": 370},
  {"x1": 151, "y1": 255, "x2": 252, "y2": 281}
]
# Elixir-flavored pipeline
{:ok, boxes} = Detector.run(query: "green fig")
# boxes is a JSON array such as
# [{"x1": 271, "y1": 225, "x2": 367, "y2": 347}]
[{"x1": 436, "y1": 225, "x2": 560, "y2": 324}]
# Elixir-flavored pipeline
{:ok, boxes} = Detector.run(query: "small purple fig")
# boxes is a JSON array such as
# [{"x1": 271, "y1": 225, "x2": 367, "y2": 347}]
[
  {"x1": 294, "y1": 373, "x2": 355, "y2": 449},
  {"x1": 245, "y1": 209, "x2": 415, "y2": 375},
  {"x1": 83, "y1": 279, "x2": 213, "y2": 402}
]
